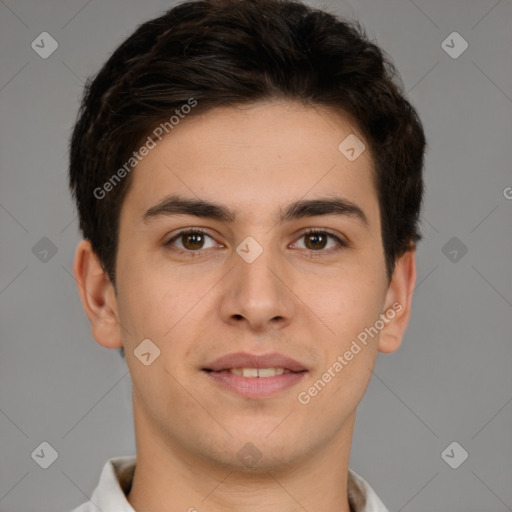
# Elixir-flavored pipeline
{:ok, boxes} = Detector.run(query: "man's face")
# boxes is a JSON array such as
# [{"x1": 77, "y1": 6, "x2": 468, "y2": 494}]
[{"x1": 113, "y1": 100, "x2": 393, "y2": 469}]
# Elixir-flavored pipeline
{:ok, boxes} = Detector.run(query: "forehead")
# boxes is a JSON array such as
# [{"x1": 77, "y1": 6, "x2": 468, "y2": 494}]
[{"x1": 120, "y1": 100, "x2": 379, "y2": 228}]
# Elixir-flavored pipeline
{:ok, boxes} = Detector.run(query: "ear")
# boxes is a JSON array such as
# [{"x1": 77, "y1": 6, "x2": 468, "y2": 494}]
[
  {"x1": 378, "y1": 248, "x2": 417, "y2": 354},
  {"x1": 72, "y1": 239, "x2": 123, "y2": 349}
]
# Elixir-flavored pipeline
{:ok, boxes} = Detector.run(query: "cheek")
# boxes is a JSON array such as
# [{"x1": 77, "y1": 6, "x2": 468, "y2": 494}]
[
  {"x1": 315, "y1": 267, "x2": 385, "y2": 339},
  {"x1": 114, "y1": 252, "x2": 168, "y2": 346},
  {"x1": 115, "y1": 254, "x2": 212, "y2": 357},
  {"x1": 302, "y1": 277, "x2": 383, "y2": 412}
]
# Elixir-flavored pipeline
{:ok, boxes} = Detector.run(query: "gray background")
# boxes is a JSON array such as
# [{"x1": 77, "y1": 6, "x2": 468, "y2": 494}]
[{"x1": 0, "y1": 0, "x2": 511, "y2": 510}]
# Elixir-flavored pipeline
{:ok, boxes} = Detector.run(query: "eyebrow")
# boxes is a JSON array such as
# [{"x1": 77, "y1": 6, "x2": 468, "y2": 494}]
[{"x1": 143, "y1": 194, "x2": 369, "y2": 227}]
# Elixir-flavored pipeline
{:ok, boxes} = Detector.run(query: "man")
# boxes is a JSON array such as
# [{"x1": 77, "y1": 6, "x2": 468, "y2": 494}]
[{"x1": 68, "y1": 0, "x2": 425, "y2": 510}]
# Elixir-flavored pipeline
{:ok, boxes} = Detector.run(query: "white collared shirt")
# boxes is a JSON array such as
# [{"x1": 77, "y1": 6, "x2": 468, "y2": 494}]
[{"x1": 70, "y1": 456, "x2": 389, "y2": 512}]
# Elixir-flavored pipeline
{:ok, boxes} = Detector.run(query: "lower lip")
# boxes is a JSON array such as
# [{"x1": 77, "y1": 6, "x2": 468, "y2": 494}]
[{"x1": 203, "y1": 370, "x2": 307, "y2": 398}]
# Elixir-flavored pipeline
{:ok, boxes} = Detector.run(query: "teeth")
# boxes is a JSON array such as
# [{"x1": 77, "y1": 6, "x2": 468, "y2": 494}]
[{"x1": 229, "y1": 368, "x2": 287, "y2": 377}]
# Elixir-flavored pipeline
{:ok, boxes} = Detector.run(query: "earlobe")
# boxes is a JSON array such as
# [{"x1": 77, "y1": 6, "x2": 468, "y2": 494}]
[
  {"x1": 72, "y1": 239, "x2": 123, "y2": 349},
  {"x1": 378, "y1": 249, "x2": 417, "y2": 354}
]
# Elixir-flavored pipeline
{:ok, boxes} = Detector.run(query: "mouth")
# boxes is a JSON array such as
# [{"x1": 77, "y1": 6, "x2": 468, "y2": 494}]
[
  {"x1": 202, "y1": 352, "x2": 309, "y2": 398},
  {"x1": 202, "y1": 367, "x2": 306, "y2": 377},
  {"x1": 202, "y1": 364, "x2": 308, "y2": 398}
]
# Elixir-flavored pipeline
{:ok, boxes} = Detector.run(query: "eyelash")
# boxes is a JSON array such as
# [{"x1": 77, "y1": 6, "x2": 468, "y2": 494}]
[{"x1": 165, "y1": 228, "x2": 348, "y2": 258}]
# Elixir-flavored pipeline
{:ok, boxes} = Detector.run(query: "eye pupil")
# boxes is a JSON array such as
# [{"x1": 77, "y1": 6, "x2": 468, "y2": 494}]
[
  {"x1": 183, "y1": 232, "x2": 204, "y2": 250},
  {"x1": 305, "y1": 233, "x2": 327, "y2": 250}
]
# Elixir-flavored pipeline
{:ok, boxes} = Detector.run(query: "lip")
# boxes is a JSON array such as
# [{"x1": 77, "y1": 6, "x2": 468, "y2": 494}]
[
  {"x1": 203, "y1": 370, "x2": 307, "y2": 398},
  {"x1": 203, "y1": 352, "x2": 307, "y2": 372}
]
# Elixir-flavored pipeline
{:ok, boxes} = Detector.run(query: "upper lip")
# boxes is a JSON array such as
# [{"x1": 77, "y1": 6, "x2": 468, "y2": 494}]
[{"x1": 203, "y1": 352, "x2": 308, "y2": 372}]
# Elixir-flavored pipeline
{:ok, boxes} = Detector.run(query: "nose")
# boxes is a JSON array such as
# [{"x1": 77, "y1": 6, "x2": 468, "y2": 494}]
[{"x1": 219, "y1": 243, "x2": 295, "y2": 332}]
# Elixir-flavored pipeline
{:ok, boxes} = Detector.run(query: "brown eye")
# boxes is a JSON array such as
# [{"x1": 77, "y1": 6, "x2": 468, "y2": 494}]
[
  {"x1": 292, "y1": 230, "x2": 347, "y2": 253},
  {"x1": 181, "y1": 232, "x2": 205, "y2": 250},
  {"x1": 304, "y1": 232, "x2": 328, "y2": 250},
  {"x1": 166, "y1": 229, "x2": 218, "y2": 253}
]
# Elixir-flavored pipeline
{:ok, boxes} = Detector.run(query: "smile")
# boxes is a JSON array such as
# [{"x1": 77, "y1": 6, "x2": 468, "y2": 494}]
[{"x1": 202, "y1": 368, "x2": 307, "y2": 398}]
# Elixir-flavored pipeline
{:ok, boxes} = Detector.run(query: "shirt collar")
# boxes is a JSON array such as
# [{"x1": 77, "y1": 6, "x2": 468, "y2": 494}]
[{"x1": 77, "y1": 456, "x2": 388, "y2": 512}]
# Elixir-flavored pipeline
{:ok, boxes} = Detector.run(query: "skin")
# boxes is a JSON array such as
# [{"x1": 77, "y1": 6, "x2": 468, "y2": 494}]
[{"x1": 73, "y1": 99, "x2": 416, "y2": 512}]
